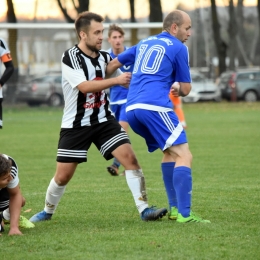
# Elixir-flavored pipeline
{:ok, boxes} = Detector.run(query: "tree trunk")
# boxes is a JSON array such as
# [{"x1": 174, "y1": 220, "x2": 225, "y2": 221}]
[
  {"x1": 6, "y1": 0, "x2": 18, "y2": 103},
  {"x1": 129, "y1": 0, "x2": 138, "y2": 46},
  {"x1": 210, "y1": 0, "x2": 227, "y2": 76},
  {"x1": 149, "y1": 0, "x2": 163, "y2": 35},
  {"x1": 228, "y1": 0, "x2": 237, "y2": 70}
]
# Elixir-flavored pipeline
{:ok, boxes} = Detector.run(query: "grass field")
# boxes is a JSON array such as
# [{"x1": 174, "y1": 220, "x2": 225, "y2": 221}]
[{"x1": 0, "y1": 102, "x2": 260, "y2": 260}]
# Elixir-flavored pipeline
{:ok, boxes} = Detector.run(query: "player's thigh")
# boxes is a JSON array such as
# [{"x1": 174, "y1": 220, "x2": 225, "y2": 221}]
[
  {"x1": 93, "y1": 119, "x2": 130, "y2": 161},
  {"x1": 112, "y1": 143, "x2": 140, "y2": 169}
]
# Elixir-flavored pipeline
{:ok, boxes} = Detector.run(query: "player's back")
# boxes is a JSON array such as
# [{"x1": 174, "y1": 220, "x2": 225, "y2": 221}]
[{"x1": 126, "y1": 32, "x2": 190, "y2": 109}]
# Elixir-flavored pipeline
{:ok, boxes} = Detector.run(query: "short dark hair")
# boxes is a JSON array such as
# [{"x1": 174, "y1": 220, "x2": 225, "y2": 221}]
[
  {"x1": 0, "y1": 154, "x2": 11, "y2": 177},
  {"x1": 108, "y1": 24, "x2": 125, "y2": 37},
  {"x1": 163, "y1": 10, "x2": 184, "y2": 31},
  {"x1": 75, "y1": 11, "x2": 104, "y2": 39}
]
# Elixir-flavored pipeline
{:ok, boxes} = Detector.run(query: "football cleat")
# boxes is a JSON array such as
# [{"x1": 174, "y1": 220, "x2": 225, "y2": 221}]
[
  {"x1": 29, "y1": 210, "x2": 52, "y2": 223},
  {"x1": 141, "y1": 206, "x2": 168, "y2": 221},
  {"x1": 19, "y1": 216, "x2": 35, "y2": 228},
  {"x1": 168, "y1": 206, "x2": 178, "y2": 220},
  {"x1": 176, "y1": 212, "x2": 210, "y2": 223},
  {"x1": 107, "y1": 165, "x2": 119, "y2": 176},
  {"x1": 2, "y1": 215, "x2": 35, "y2": 228}
]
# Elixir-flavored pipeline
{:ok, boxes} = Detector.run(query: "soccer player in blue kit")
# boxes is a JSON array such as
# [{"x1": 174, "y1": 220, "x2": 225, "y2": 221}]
[
  {"x1": 106, "y1": 24, "x2": 134, "y2": 176},
  {"x1": 107, "y1": 10, "x2": 210, "y2": 223}
]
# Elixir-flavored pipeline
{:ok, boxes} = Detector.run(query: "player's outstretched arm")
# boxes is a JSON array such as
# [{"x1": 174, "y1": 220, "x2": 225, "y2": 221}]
[{"x1": 77, "y1": 72, "x2": 132, "y2": 94}]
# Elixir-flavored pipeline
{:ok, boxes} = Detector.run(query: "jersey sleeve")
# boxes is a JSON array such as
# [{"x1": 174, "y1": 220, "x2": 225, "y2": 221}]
[
  {"x1": 0, "y1": 38, "x2": 12, "y2": 62},
  {"x1": 61, "y1": 51, "x2": 87, "y2": 89},
  {"x1": 117, "y1": 45, "x2": 137, "y2": 66},
  {"x1": 6, "y1": 155, "x2": 19, "y2": 189},
  {"x1": 174, "y1": 45, "x2": 191, "y2": 83}
]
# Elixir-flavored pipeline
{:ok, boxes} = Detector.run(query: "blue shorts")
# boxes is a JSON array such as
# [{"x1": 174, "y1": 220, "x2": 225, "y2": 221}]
[
  {"x1": 110, "y1": 103, "x2": 128, "y2": 123},
  {"x1": 126, "y1": 109, "x2": 187, "y2": 152}
]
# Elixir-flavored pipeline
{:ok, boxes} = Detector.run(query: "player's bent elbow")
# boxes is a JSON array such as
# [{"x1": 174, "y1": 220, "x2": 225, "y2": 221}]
[{"x1": 179, "y1": 83, "x2": 191, "y2": 97}]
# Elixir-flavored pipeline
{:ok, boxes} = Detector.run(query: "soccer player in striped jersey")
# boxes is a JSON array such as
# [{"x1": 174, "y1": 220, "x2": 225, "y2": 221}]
[
  {"x1": 0, "y1": 38, "x2": 14, "y2": 129},
  {"x1": 30, "y1": 11, "x2": 167, "y2": 223},
  {"x1": 106, "y1": 10, "x2": 210, "y2": 223},
  {"x1": 106, "y1": 24, "x2": 134, "y2": 176},
  {"x1": 0, "y1": 154, "x2": 34, "y2": 236}
]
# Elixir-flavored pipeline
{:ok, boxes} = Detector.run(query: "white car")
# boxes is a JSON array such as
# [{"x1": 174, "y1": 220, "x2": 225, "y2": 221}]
[{"x1": 183, "y1": 71, "x2": 221, "y2": 103}]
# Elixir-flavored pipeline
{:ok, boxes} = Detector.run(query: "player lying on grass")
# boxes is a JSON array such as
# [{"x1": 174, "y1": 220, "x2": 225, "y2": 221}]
[{"x1": 0, "y1": 154, "x2": 34, "y2": 236}]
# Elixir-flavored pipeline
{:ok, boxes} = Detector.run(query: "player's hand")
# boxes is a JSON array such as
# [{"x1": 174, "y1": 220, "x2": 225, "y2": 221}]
[
  {"x1": 116, "y1": 72, "x2": 132, "y2": 88},
  {"x1": 8, "y1": 227, "x2": 23, "y2": 236},
  {"x1": 170, "y1": 82, "x2": 180, "y2": 97}
]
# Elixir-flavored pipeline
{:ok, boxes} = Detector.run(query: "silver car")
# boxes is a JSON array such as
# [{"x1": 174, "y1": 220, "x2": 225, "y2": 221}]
[
  {"x1": 183, "y1": 71, "x2": 221, "y2": 103},
  {"x1": 16, "y1": 74, "x2": 63, "y2": 107}
]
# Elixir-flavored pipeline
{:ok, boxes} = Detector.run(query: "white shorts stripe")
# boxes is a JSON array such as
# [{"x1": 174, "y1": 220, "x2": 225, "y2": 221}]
[
  {"x1": 159, "y1": 112, "x2": 176, "y2": 132},
  {"x1": 163, "y1": 122, "x2": 183, "y2": 150},
  {"x1": 100, "y1": 132, "x2": 129, "y2": 155},
  {"x1": 57, "y1": 149, "x2": 87, "y2": 158}
]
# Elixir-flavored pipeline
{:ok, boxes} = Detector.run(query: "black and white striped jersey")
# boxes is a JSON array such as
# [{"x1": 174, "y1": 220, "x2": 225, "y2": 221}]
[
  {"x1": 0, "y1": 38, "x2": 10, "y2": 76},
  {"x1": 0, "y1": 154, "x2": 19, "y2": 210},
  {"x1": 61, "y1": 45, "x2": 115, "y2": 128}
]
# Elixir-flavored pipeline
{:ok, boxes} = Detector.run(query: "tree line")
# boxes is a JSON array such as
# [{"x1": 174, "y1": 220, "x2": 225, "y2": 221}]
[{"x1": 4, "y1": 0, "x2": 260, "y2": 94}]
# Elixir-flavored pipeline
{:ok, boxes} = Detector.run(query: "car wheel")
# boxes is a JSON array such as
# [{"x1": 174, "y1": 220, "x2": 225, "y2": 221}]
[
  {"x1": 27, "y1": 101, "x2": 40, "y2": 107},
  {"x1": 49, "y1": 93, "x2": 63, "y2": 107},
  {"x1": 244, "y1": 90, "x2": 258, "y2": 102}
]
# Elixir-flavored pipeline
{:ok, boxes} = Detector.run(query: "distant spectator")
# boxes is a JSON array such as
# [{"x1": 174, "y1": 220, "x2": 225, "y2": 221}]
[{"x1": 0, "y1": 37, "x2": 14, "y2": 129}]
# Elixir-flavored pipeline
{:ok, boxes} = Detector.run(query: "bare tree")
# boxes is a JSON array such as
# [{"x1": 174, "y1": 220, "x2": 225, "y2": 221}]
[
  {"x1": 210, "y1": 0, "x2": 227, "y2": 75},
  {"x1": 258, "y1": 0, "x2": 260, "y2": 27},
  {"x1": 56, "y1": 0, "x2": 90, "y2": 22},
  {"x1": 129, "y1": 0, "x2": 138, "y2": 45},
  {"x1": 149, "y1": 0, "x2": 163, "y2": 35},
  {"x1": 6, "y1": 0, "x2": 18, "y2": 102},
  {"x1": 228, "y1": 0, "x2": 237, "y2": 70}
]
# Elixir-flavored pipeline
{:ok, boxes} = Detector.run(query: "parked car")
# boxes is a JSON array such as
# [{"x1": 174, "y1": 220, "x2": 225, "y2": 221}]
[
  {"x1": 217, "y1": 68, "x2": 260, "y2": 102},
  {"x1": 182, "y1": 71, "x2": 221, "y2": 103},
  {"x1": 16, "y1": 74, "x2": 63, "y2": 107}
]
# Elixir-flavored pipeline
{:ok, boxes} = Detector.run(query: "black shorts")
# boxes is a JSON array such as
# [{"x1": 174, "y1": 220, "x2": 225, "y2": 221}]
[
  {"x1": 0, "y1": 188, "x2": 9, "y2": 212},
  {"x1": 57, "y1": 119, "x2": 131, "y2": 163}
]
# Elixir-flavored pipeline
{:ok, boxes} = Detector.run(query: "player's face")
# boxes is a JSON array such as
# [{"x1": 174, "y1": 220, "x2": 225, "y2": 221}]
[
  {"x1": 82, "y1": 20, "x2": 104, "y2": 52},
  {"x1": 0, "y1": 171, "x2": 12, "y2": 189},
  {"x1": 108, "y1": 31, "x2": 124, "y2": 52},
  {"x1": 175, "y1": 14, "x2": 191, "y2": 43}
]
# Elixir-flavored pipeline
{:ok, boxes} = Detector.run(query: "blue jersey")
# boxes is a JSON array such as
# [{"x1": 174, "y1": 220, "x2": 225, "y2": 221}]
[
  {"x1": 108, "y1": 47, "x2": 134, "y2": 105},
  {"x1": 117, "y1": 32, "x2": 191, "y2": 111}
]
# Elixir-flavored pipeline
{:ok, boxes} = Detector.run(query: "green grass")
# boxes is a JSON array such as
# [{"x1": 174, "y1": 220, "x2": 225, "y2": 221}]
[{"x1": 0, "y1": 102, "x2": 260, "y2": 260}]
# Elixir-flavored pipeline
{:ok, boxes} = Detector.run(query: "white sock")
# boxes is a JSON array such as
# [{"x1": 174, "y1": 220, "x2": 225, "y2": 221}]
[
  {"x1": 3, "y1": 208, "x2": 10, "y2": 221},
  {"x1": 125, "y1": 169, "x2": 149, "y2": 214},
  {"x1": 44, "y1": 178, "x2": 66, "y2": 214}
]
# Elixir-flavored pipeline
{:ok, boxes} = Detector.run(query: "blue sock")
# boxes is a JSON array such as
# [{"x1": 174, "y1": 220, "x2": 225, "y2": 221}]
[
  {"x1": 161, "y1": 162, "x2": 177, "y2": 209},
  {"x1": 173, "y1": 166, "x2": 192, "y2": 217},
  {"x1": 113, "y1": 157, "x2": 121, "y2": 169}
]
